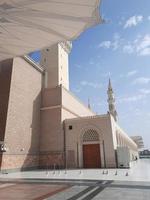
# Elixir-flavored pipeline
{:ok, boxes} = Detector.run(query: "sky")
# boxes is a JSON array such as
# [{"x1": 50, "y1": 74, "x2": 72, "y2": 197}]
[
  {"x1": 30, "y1": 0, "x2": 150, "y2": 148},
  {"x1": 69, "y1": 0, "x2": 150, "y2": 148}
]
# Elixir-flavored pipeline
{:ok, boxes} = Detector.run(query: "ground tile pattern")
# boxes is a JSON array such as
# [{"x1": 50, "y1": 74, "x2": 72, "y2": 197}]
[
  {"x1": 92, "y1": 187, "x2": 150, "y2": 200},
  {"x1": 46, "y1": 180, "x2": 150, "y2": 200},
  {"x1": 0, "y1": 179, "x2": 150, "y2": 200},
  {"x1": 0, "y1": 183, "x2": 68, "y2": 200}
]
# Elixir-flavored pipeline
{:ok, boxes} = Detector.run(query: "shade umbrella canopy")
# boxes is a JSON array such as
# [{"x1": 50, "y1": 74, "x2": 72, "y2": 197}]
[{"x1": 0, "y1": 0, "x2": 101, "y2": 61}]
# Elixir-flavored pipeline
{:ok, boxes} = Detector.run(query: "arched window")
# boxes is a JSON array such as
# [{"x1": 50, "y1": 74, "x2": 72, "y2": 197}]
[{"x1": 83, "y1": 129, "x2": 99, "y2": 142}]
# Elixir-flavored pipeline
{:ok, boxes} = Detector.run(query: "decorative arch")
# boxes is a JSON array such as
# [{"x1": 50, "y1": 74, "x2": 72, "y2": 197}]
[
  {"x1": 79, "y1": 124, "x2": 103, "y2": 143},
  {"x1": 77, "y1": 124, "x2": 104, "y2": 168},
  {"x1": 83, "y1": 129, "x2": 99, "y2": 143}
]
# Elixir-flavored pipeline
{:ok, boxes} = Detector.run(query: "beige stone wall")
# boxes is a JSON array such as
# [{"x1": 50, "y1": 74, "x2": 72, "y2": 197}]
[
  {"x1": 41, "y1": 86, "x2": 61, "y2": 108},
  {"x1": 110, "y1": 114, "x2": 138, "y2": 162},
  {"x1": 39, "y1": 153, "x2": 64, "y2": 168},
  {"x1": 2, "y1": 57, "x2": 42, "y2": 170},
  {"x1": 109, "y1": 114, "x2": 118, "y2": 149},
  {"x1": 40, "y1": 85, "x2": 95, "y2": 168},
  {"x1": 40, "y1": 108, "x2": 63, "y2": 152},
  {"x1": 62, "y1": 87, "x2": 95, "y2": 118},
  {"x1": 111, "y1": 115, "x2": 138, "y2": 151},
  {"x1": 58, "y1": 43, "x2": 70, "y2": 90},
  {"x1": 40, "y1": 45, "x2": 59, "y2": 88},
  {"x1": 40, "y1": 43, "x2": 71, "y2": 90},
  {"x1": 65, "y1": 115, "x2": 117, "y2": 168},
  {"x1": 1, "y1": 154, "x2": 39, "y2": 170},
  {"x1": 61, "y1": 108, "x2": 77, "y2": 121},
  {"x1": 40, "y1": 86, "x2": 63, "y2": 152},
  {"x1": 40, "y1": 86, "x2": 63, "y2": 167}
]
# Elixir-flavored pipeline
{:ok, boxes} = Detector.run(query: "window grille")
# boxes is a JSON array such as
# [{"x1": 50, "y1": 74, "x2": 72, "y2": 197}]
[{"x1": 83, "y1": 129, "x2": 99, "y2": 142}]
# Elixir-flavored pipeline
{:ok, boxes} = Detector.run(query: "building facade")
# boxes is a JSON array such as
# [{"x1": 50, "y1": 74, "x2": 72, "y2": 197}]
[
  {"x1": 130, "y1": 136, "x2": 144, "y2": 149},
  {"x1": 0, "y1": 42, "x2": 138, "y2": 171}
]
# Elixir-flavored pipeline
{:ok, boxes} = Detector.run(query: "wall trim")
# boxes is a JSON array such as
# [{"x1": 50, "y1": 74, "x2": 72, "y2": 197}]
[
  {"x1": 41, "y1": 105, "x2": 61, "y2": 111},
  {"x1": 41, "y1": 104, "x2": 80, "y2": 118},
  {"x1": 23, "y1": 55, "x2": 44, "y2": 74},
  {"x1": 62, "y1": 105, "x2": 80, "y2": 118}
]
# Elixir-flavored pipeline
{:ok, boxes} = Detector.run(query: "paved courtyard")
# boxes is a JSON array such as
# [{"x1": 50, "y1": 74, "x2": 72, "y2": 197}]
[
  {"x1": 0, "y1": 183, "x2": 69, "y2": 200},
  {"x1": 0, "y1": 159, "x2": 150, "y2": 199}
]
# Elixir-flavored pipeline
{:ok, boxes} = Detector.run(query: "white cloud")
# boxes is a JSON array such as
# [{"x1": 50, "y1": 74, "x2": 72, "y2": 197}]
[
  {"x1": 124, "y1": 15, "x2": 143, "y2": 28},
  {"x1": 80, "y1": 81, "x2": 102, "y2": 89},
  {"x1": 112, "y1": 40, "x2": 119, "y2": 50},
  {"x1": 127, "y1": 70, "x2": 137, "y2": 77},
  {"x1": 118, "y1": 94, "x2": 145, "y2": 103},
  {"x1": 98, "y1": 41, "x2": 111, "y2": 49},
  {"x1": 139, "y1": 48, "x2": 150, "y2": 56},
  {"x1": 119, "y1": 71, "x2": 137, "y2": 79},
  {"x1": 98, "y1": 34, "x2": 121, "y2": 51},
  {"x1": 122, "y1": 34, "x2": 150, "y2": 56},
  {"x1": 123, "y1": 44, "x2": 134, "y2": 54},
  {"x1": 136, "y1": 35, "x2": 150, "y2": 56},
  {"x1": 148, "y1": 16, "x2": 150, "y2": 21},
  {"x1": 99, "y1": 33, "x2": 150, "y2": 57},
  {"x1": 133, "y1": 77, "x2": 150, "y2": 85},
  {"x1": 139, "y1": 89, "x2": 150, "y2": 95}
]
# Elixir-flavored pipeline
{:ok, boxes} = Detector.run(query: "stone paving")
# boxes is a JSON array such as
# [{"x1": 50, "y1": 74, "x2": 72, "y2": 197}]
[
  {"x1": 45, "y1": 179, "x2": 150, "y2": 200},
  {"x1": 1, "y1": 159, "x2": 150, "y2": 182},
  {"x1": 0, "y1": 159, "x2": 150, "y2": 199},
  {"x1": 0, "y1": 182, "x2": 69, "y2": 200},
  {"x1": 0, "y1": 179, "x2": 150, "y2": 200}
]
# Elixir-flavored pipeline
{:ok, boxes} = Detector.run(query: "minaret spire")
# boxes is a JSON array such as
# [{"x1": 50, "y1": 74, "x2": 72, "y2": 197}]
[
  {"x1": 107, "y1": 79, "x2": 118, "y2": 121},
  {"x1": 88, "y1": 98, "x2": 91, "y2": 109},
  {"x1": 108, "y1": 78, "x2": 112, "y2": 90}
]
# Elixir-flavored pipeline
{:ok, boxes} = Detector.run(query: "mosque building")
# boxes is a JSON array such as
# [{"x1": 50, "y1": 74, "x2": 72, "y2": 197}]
[{"x1": 0, "y1": 42, "x2": 138, "y2": 171}]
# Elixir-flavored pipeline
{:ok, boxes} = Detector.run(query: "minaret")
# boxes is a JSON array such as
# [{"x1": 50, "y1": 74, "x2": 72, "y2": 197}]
[
  {"x1": 107, "y1": 79, "x2": 118, "y2": 121},
  {"x1": 40, "y1": 41, "x2": 72, "y2": 90},
  {"x1": 88, "y1": 98, "x2": 91, "y2": 109}
]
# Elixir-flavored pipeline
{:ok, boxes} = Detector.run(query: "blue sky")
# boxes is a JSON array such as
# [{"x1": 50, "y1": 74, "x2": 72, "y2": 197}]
[
  {"x1": 30, "y1": 0, "x2": 150, "y2": 148},
  {"x1": 69, "y1": 0, "x2": 150, "y2": 148}
]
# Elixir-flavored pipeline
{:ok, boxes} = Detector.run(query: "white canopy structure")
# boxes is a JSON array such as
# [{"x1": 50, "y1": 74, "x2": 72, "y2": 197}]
[{"x1": 0, "y1": 0, "x2": 101, "y2": 61}]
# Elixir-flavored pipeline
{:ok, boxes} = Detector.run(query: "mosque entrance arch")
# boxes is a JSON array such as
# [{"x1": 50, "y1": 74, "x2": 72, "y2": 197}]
[{"x1": 82, "y1": 129, "x2": 101, "y2": 168}]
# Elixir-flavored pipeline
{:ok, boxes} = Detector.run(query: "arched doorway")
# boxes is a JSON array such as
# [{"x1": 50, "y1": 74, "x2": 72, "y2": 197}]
[{"x1": 82, "y1": 129, "x2": 101, "y2": 168}]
